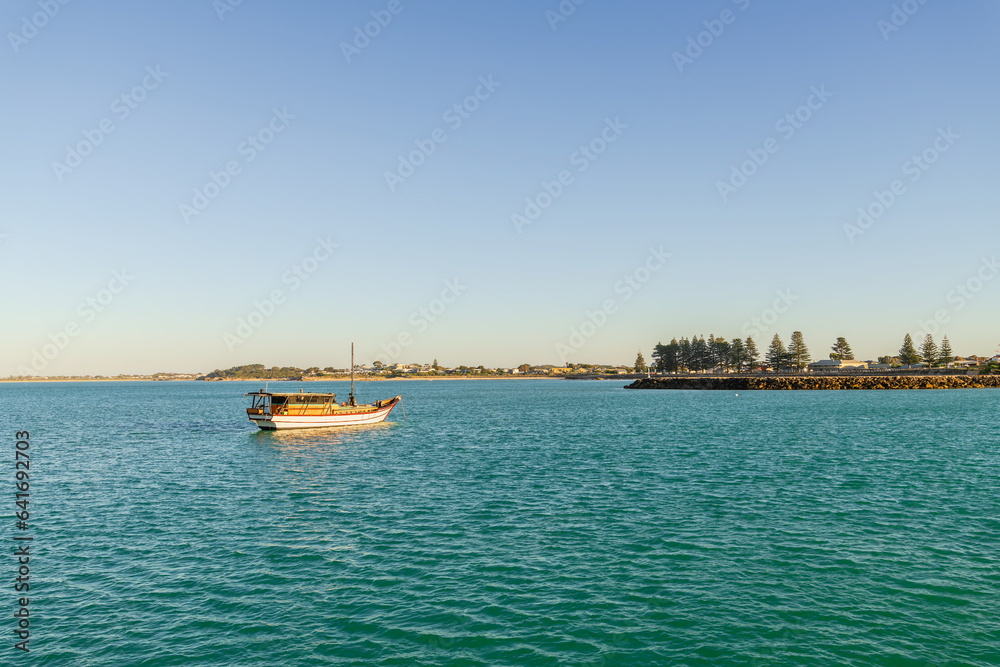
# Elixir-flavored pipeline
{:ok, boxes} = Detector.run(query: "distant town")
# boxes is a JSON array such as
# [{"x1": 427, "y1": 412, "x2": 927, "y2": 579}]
[
  {"x1": 200, "y1": 362, "x2": 642, "y2": 381},
  {"x1": 2, "y1": 363, "x2": 639, "y2": 383}
]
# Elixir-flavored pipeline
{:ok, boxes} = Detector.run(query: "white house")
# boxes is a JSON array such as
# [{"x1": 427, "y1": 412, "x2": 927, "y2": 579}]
[{"x1": 807, "y1": 359, "x2": 869, "y2": 372}]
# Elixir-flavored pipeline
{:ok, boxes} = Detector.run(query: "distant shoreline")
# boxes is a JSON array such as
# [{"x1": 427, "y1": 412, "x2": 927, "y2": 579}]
[
  {"x1": 0, "y1": 375, "x2": 569, "y2": 384},
  {"x1": 0, "y1": 378, "x2": 198, "y2": 383}
]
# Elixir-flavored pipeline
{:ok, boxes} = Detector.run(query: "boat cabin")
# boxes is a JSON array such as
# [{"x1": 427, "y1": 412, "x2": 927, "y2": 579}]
[{"x1": 246, "y1": 390, "x2": 339, "y2": 417}]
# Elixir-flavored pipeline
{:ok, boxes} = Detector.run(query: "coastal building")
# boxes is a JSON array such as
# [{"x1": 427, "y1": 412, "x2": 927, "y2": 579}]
[{"x1": 807, "y1": 359, "x2": 869, "y2": 372}]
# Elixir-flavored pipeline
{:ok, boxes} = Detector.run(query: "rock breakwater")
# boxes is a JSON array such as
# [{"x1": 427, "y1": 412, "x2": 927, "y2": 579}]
[{"x1": 625, "y1": 375, "x2": 1000, "y2": 391}]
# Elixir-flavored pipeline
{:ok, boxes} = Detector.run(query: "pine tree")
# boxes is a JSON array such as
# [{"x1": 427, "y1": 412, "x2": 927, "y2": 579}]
[
  {"x1": 692, "y1": 336, "x2": 709, "y2": 372},
  {"x1": 729, "y1": 338, "x2": 746, "y2": 372},
  {"x1": 745, "y1": 337, "x2": 760, "y2": 370},
  {"x1": 899, "y1": 334, "x2": 921, "y2": 366},
  {"x1": 652, "y1": 342, "x2": 668, "y2": 373},
  {"x1": 679, "y1": 338, "x2": 692, "y2": 372},
  {"x1": 789, "y1": 331, "x2": 811, "y2": 371},
  {"x1": 766, "y1": 334, "x2": 788, "y2": 372},
  {"x1": 699, "y1": 335, "x2": 711, "y2": 372},
  {"x1": 634, "y1": 351, "x2": 647, "y2": 373},
  {"x1": 667, "y1": 339, "x2": 681, "y2": 373},
  {"x1": 433, "y1": 358, "x2": 440, "y2": 370},
  {"x1": 920, "y1": 334, "x2": 938, "y2": 367},
  {"x1": 830, "y1": 337, "x2": 854, "y2": 360},
  {"x1": 713, "y1": 337, "x2": 731, "y2": 372},
  {"x1": 706, "y1": 334, "x2": 719, "y2": 371},
  {"x1": 939, "y1": 336, "x2": 954, "y2": 366}
]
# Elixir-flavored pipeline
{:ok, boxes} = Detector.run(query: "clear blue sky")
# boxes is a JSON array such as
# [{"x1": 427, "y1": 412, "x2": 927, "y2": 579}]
[{"x1": 3, "y1": 0, "x2": 999, "y2": 375}]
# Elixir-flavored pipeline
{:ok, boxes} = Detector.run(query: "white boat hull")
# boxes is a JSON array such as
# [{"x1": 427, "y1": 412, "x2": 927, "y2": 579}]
[{"x1": 249, "y1": 398, "x2": 400, "y2": 430}]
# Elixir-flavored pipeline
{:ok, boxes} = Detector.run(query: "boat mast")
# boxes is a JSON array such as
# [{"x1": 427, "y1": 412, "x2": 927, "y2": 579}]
[{"x1": 349, "y1": 342, "x2": 356, "y2": 406}]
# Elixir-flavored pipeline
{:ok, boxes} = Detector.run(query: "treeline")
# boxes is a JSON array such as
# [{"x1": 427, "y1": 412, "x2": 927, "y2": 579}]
[
  {"x1": 652, "y1": 335, "x2": 763, "y2": 373},
  {"x1": 652, "y1": 332, "x2": 834, "y2": 373},
  {"x1": 202, "y1": 364, "x2": 308, "y2": 380},
  {"x1": 894, "y1": 333, "x2": 955, "y2": 367},
  {"x1": 652, "y1": 331, "x2": 970, "y2": 374}
]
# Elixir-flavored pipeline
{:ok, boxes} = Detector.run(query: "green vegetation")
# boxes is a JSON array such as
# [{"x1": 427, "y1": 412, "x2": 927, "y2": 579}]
[
  {"x1": 939, "y1": 336, "x2": 954, "y2": 365},
  {"x1": 202, "y1": 364, "x2": 306, "y2": 380},
  {"x1": 645, "y1": 331, "x2": 984, "y2": 374},
  {"x1": 920, "y1": 334, "x2": 939, "y2": 367},
  {"x1": 766, "y1": 334, "x2": 788, "y2": 371},
  {"x1": 830, "y1": 337, "x2": 854, "y2": 360},
  {"x1": 651, "y1": 335, "x2": 761, "y2": 373},
  {"x1": 895, "y1": 333, "x2": 955, "y2": 368},
  {"x1": 634, "y1": 351, "x2": 647, "y2": 373},
  {"x1": 898, "y1": 334, "x2": 921, "y2": 366},
  {"x1": 789, "y1": 331, "x2": 811, "y2": 372},
  {"x1": 745, "y1": 338, "x2": 760, "y2": 368}
]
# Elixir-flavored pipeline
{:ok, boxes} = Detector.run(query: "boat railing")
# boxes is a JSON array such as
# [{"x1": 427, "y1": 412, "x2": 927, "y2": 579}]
[
  {"x1": 252, "y1": 397, "x2": 392, "y2": 418},
  {"x1": 273, "y1": 404, "x2": 335, "y2": 416}
]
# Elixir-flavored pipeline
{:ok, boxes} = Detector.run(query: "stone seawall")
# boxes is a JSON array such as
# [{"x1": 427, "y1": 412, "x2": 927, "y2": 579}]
[{"x1": 625, "y1": 375, "x2": 1000, "y2": 391}]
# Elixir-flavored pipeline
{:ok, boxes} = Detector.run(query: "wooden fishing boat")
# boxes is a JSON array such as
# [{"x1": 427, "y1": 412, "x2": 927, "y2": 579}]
[
  {"x1": 245, "y1": 390, "x2": 401, "y2": 430},
  {"x1": 245, "y1": 343, "x2": 402, "y2": 430}
]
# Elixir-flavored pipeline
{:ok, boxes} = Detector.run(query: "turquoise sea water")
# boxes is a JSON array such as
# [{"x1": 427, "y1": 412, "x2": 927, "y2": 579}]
[{"x1": 2, "y1": 380, "x2": 999, "y2": 666}]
